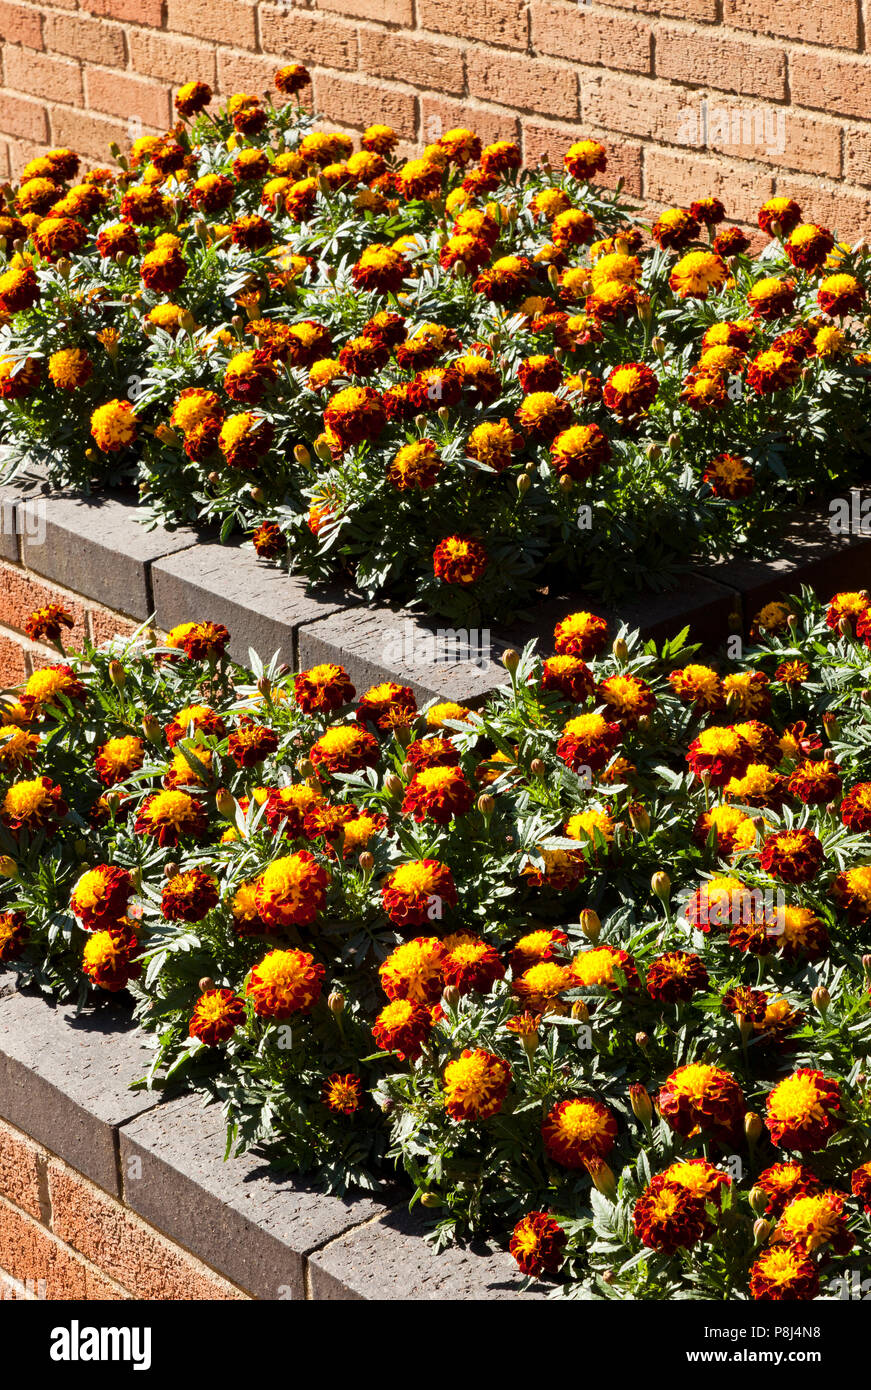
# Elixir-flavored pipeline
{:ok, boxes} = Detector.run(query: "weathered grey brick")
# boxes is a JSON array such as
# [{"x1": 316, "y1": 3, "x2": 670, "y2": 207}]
[
  {"x1": 119, "y1": 1096, "x2": 388, "y2": 1300},
  {"x1": 151, "y1": 542, "x2": 350, "y2": 668},
  {"x1": 0, "y1": 991, "x2": 156, "y2": 1195},
  {"x1": 309, "y1": 1205, "x2": 551, "y2": 1300},
  {"x1": 18, "y1": 491, "x2": 197, "y2": 619}
]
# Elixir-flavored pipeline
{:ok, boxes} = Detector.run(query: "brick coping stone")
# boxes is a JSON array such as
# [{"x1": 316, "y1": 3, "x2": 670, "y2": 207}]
[
  {"x1": 0, "y1": 987, "x2": 549, "y2": 1300},
  {"x1": 1, "y1": 475, "x2": 870, "y2": 699}
]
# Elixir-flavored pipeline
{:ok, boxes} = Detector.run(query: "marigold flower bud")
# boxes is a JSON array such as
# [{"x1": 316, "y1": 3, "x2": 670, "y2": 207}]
[
  {"x1": 294, "y1": 444, "x2": 312, "y2": 467},
  {"x1": 142, "y1": 714, "x2": 162, "y2": 744},
  {"x1": 863, "y1": 954, "x2": 871, "y2": 975},
  {"x1": 129, "y1": 866, "x2": 142, "y2": 891},
  {"x1": 585, "y1": 1158, "x2": 617, "y2": 1201},
  {"x1": 579, "y1": 908, "x2": 601, "y2": 942},
  {"x1": 812, "y1": 984, "x2": 831, "y2": 1015},
  {"x1": 328, "y1": 990, "x2": 345, "y2": 1016},
  {"x1": 645, "y1": 443, "x2": 661, "y2": 463},
  {"x1": 651, "y1": 336, "x2": 665, "y2": 356},
  {"x1": 744, "y1": 1110, "x2": 763, "y2": 1144},
  {"x1": 384, "y1": 772, "x2": 403, "y2": 795},
  {"x1": 256, "y1": 676, "x2": 271, "y2": 698},
  {"x1": 215, "y1": 787, "x2": 236, "y2": 819},
  {"x1": 629, "y1": 1083, "x2": 653, "y2": 1126},
  {"x1": 250, "y1": 486, "x2": 265, "y2": 504},
  {"x1": 749, "y1": 1186, "x2": 768, "y2": 1216},
  {"x1": 394, "y1": 724, "x2": 412, "y2": 749},
  {"x1": 635, "y1": 1031, "x2": 650, "y2": 1049},
  {"x1": 420, "y1": 1192, "x2": 443, "y2": 1208},
  {"x1": 612, "y1": 636, "x2": 628, "y2": 663},
  {"x1": 651, "y1": 871, "x2": 671, "y2": 902},
  {"x1": 823, "y1": 711, "x2": 839, "y2": 737},
  {"x1": 0, "y1": 856, "x2": 18, "y2": 878},
  {"x1": 442, "y1": 984, "x2": 460, "y2": 1010},
  {"x1": 753, "y1": 1218, "x2": 772, "y2": 1246},
  {"x1": 547, "y1": 265, "x2": 560, "y2": 289},
  {"x1": 516, "y1": 473, "x2": 531, "y2": 496},
  {"x1": 667, "y1": 433, "x2": 680, "y2": 450},
  {"x1": 571, "y1": 998, "x2": 589, "y2": 1022},
  {"x1": 296, "y1": 758, "x2": 314, "y2": 778},
  {"x1": 530, "y1": 758, "x2": 545, "y2": 777},
  {"x1": 358, "y1": 851, "x2": 374, "y2": 872},
  {"x1": 207, "y1": 471, "x2": 221, "y2": 486},
  {"x1": 198, "y1": 977, "x2": 215, "y2": 992},
  {"x1": 108, "y1": 660, "x2": 126, "y2": 689},
  {"x1": 164, "y1": 862, "x2": 179, "y2": 879},
  {"x1": 314, "y1": 436, "x2": 333, "y2": 461},
  {"x1": 558, "y1": 474, "x2": 573, "y2": 492},
  {"x1": 629, "y1": 804, "x2": 651, "y2": 834},
  {"x1": 477, "y1": 793, "x2": 495, "y2": 816},
  {"x1": 502, "y1": 648, "x2": 520, "y2": 672}
]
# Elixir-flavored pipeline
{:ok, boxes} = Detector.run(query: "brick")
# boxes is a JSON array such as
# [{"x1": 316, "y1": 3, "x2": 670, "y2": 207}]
[
  {"x1": 0, "y1": 990, "x2": 156, "y2": 1195},
  {"x1": 0, "y1": 1118, "x2": 45, "y2": 1222},
  {"x1": 313, "y1": 71, "x2": 417, "y2": 137},
  {"x1": 467, "y1": 49, "x2": 578, "y2": 120},
  {"x1": 310, "y1": 1205, "x2": 550, "y2": 1300},
  {"x1": 298, "y1": 606, "x2": 514, "y2": 706},
  {"x1": 532, "y1": 1, "x2": 652, "y2": 75},
  {"x1": 605, "y1": 0, "x2": 717, "y2": 15},
  {"x1": 0, "y1": 633, "x2": 27, "y2": 687},
  {"x1": 644, "y1": 144, "x2": 775, "y2": 225},
  {"x1": 418, "y1": 0, "x2": 527, "y2": 49},
  {"x1": 771, "y1": 177, "x2": 871, "y2": 240},
  {"x1": 259, "y1": 6, "x2": 358, "y2": 73},
  {"x1": 119, "y1": 1096, "x2": 385, "y2": 1300},
  {"x1": 151, "y1": 540, "x2": 348, "y2": 669},
  {"x1": 655, "y1": 24, "x2": 787, "y2": 100},
  {"x1": 522, "y1": 119, "x2": 644, "y2": 196},
  {"x1": 43, "y1": 12, "x2": 126, "y2": 68},
  {"x1": 359, "y1": 29, "x2": 464, "y2": 96},
  {"x1": 166, "y1": 0, "x2": 257, "y2": 48},
  {"x1": 0, "y1": 560, "x2": 87, "y2": 646},
  {"x1": 3, "y1": 46, "x2": 83, "y2": 106},
  {"x1": 723, "y1": 0, "x2": 860, "y2": 48},
  {"x1": 790, "y1": 51, "x2": 871, "y2": 121},
  {"x1": 0, "y1": 1, "x2": 43, "y2": 49},
  {"x1": 708, "y1": 107, "x2": 842, "y2": 179},
  {"x1": 0, "y1": 1197, "x2": 126, "y2": 1299},
  {"x1": 49, "y1": 106, "x2": 130, "y2": 162},
  {"x1": 88, "y1": 606, "x2": 140, "y2": 648},
  {"x1": 49, "y1": 1161, "x2": 249, "y2": 1300},
  {"x1": 0, "y1": 91, "x2": 47, "y2": 145},
  {"x1": 844, "y1": 125, "x2": 871, "y2": 188},
  {"x1": 85, "y1": 68, "x2": 172, "y2": 128},
  {"x1": 317, "y1": 0, "x2": 413, "y2": 24},
  {"x1": 582, "y1": 72, "x2": 696, "y2": 145},
  {"x1": 420, "y1": 94, "x2": 519, "y2": 148},
  {"x1": 128, "y1": 28, "x2": 217, "y2": 87},
  {"x1": 81, "y1": 0, "x2": 164, "y2": 23},
  {"x1": 18, "y1": 493, "x2": 198, "y2": 621}
]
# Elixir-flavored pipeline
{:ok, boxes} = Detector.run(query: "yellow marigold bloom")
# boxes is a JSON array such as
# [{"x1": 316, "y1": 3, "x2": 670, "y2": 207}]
[
  {"x1": 532, "y1": 188, "x2": 571, "y2": 219},
  {"x1": 590, "y1": 251, "x2": 641, "y2": 288},
  {"x1": 2, "y1": 777, "x2": 67, "y2": 831},
  {"x1": 815, "y1": 325, "x2": 845, "y2": 358},
  {"x1": 775, "y1": 1192, "x2": 850, "y2": 1253},
  {"x1": 246, "y1": 947, "x2": 324, "y2": 1019},
  {"x1": 24, "y1": 666, "x2": 81, "y2": 706},
  {"x1": 426, "y1": 701, "x2": 472, "y2": 728},
  {"x1": 48, "y1": 347, "x2": 92, "y2": 390},
  {"x1": 147, "y1": 303, "x2": 195, "y2": 335},
  {"x1": 514, "y1": 959, "x2": 572, "y2": 1011},
  {"x1": 0, "y1": 725, "x2": 39, "y2": 771},
  {"x1": 443, "y1": 1048, "x2": 511, "y2": 1121},
  {"x1": 753, "y1": 600, "x2": 791, "y2": 636},
  {"x1": 91, "y1": 399, "x2": 137, "y2": 452},
  {"x1": 571, "y1": 945, "x2": 628, "y2": 988},
  {"x1": 255, "y1": 852, "x2": 329, "y2": 928},
  {"x1": 698, "y1": 345, "x2": 744, "y2": 375},
  {"x1": 565, "y1": 808, "x2": 614, "y2": 846},
  {"x1": 362, "y1": 124, "x2": 398, "y2": 155},
  {"x1": 669, "y1": 249, "x2": 727, "y2": 298}
]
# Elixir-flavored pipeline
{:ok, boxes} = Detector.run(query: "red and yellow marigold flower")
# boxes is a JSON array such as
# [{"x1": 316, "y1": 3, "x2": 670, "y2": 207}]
[
  {"x1": 70, "y1": 865, "x2": 133, "y2": 930},
  {"x1": 758, "y1": 197, "x2": 802, "y2": 236},
  {"x1": 0, "y1": 911, "x2": 28, "y2": 964},
  {"x1": 0, "y1": 354, "x2": 39, "y2": 400},
  {"x1": 851, "y1": 1161, "x2": 871, "y2": 1212},
  {"x1": 379, "y1": 936, "x2": 445, "y2": 1004},
  {"x1": 1, "y1": 777, "x2": 68, "y2": 836},
  {"x1": 785, "y1": 222, "x2": 834, "y2": 271},
  {"x1": 82, "y1": 927, "x2": 140, "y2": 993},
  {"x1": 570, "y1": 943, "x2": 639, "y2": 991},
  {"x1": 831, "y1": 864, "x2": 871, "y2": 920},
  {"x1": 323, "y1": 385, "x2": 386, "y2": 449},
  {"x1": 372, "y1": 997, "x2": 433, "y2": 1060},
  {"x1": 817, "y1": 272, "x2": 864, "y2": 317},
  {"x1": 90, "y1": 399, "x2": 137, "y2": 452},
  {"x1": 652, "y1": 206, "x2": 699, "y2": 249},
  {"x1": 553, "y1": 610, "x2": 608, "y2": 660},
  {"x1": 549, "y1": 422, "x2": 610, "y2": 480},
  {"x1": 774, "y1": 1190, "x2": 852, "y2": 1255},
  {"x1": 703, "y1": 452, "x2": 754, "y2": 499},
  {"x1": 162, "y1": 868, "x2": 219, "y2": 922},
  {"x1": 441, "y1": 933, "x2": 504, "y2": 996},
  {"x1": 749, "y1": 1245, "x2": 819, "y2": 1301},
  {"x1": 564, "y1": 140, "x2": 607, "y2": 180},
  {"x1": 669, "y1": 663, "x2": 724, "y2": 711},
  {"x1": 687, "y1": 724, "x2": 750, "y2": 785},
  {"x1": 755, "y1": 1162, "x2": 821, "y2": 1217},
  {"x1": 646, "y1": 950, "x2": 709, "y2": 1003},
  {"x1": 0, "y1": 264, "x2": 39, "y2": 314},
  {"x1": 92, "y1": 735, "x2": 143, "y2": 786},
  {"x1": 692, "y1": 803, "x2": 754, "y2": 855},
  {"x1": 759, "y1": 828, "x2": 823, "y2": 884},
  {"x1": 356, "y1": 682, "x2": 417, "y2": 731},
  {"x1": 840, "y1": 781, "x2": 871, "y2": 832},
  {"x1": 602, "y1": 362, "x2": 658, "y2": 417},
  {"x1": 351, "y1": 243, "x2": 410, "y2": 294},
  {"x1": 597, "y1": 673, "x2": 655, "y2": 726},
  {"x1": 293, "y1": 664, "x2": 355, "y2": 715},
  {"x1": 189, "y1": 989, "x2": 245, "y2": 1046},
  {"x1": 254, "y1": 851, "x2": 329, "y2": 928},
  {"x1": 513, "y1": 959, "x2": 574, "y2": 1013},
  {"x1": 23, "y1": 664, "x2": 85, "y2": 710},
  {"x1": 540, "y1": 654, "x2": 595, "y2": 703},
  {"x1": 175, "y1": 80, "x2": 212, "y2": 117},
  {"x1": 401, "y1": 764, "x2": 474, "y2": 825},
  {"x1": 381, "y1": 860, "x2": 457, "y2": 927},
  {"x1": 443, "y1": 1048, "x2": 511, "y2": 1121},
  {"x1": 134, "y1": 790, "x2": 207, "y2": 845},
  {"x1": 509, "y1": 1212, "x2": 566, "y2": 1277},
  {"x1": 227, "y1": 721, "x2": 278, "y2": 768},
  {"x1": 633, "y1": 1176, "x2": 709, "y2": 1255},
  {"x1": 766, "y1": 1070, "x2": 842, "y2": 1151},
  {"x1": 47, "y1": 349, "x2": 92, "y2": 391},
  {"x1": 246, "y1": 947, "x2": 325, "y2": 1019},
  {"x1": 556, "y1": 712, "x2": 621, "y2": 772},
  {"x1": 387, "y1": 439, "x2": 441, "y2": 490},
  {"x1": 432, "y1": 535, "x2": 487, "y2": 585},
  {"x1": 658, "y1": 1062, "x2": 744, "y2": 1141},
  {"x1": 542, "y1": 1097, "x2": 617, "y2": 1168},
  {"x1": 746, "y1": 276, "x2": 796, "y2": 320},
  {"x1": 322, "y1": 1073, "x2": 362, "y2": 1116},
  {"x1": 669, "y1": 249, "x2": 728, "y2": 298},
  {"x1": 164, "y1": 704, "x2": 226, "y2": 748},
  {"x1": 0, "y1": 724, "x2": 39, "y2": 774},
  {"x1": 310, "y1": 724, "x2": 380, "y2": 775}
]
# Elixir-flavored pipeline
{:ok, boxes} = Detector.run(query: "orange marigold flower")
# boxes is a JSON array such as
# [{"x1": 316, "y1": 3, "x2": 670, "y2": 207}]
[
  {"x1": 652, "y1": 206, "x2": 699, "y2": 249},
  {"x1": 24, "y1": 603, "x2": 74, "y2": 643},
  {"x1": 646, "y1": 950, "x2": 709, "y2": 1003},
  {"x1": 379, "y1": 936, "x2": 445, "y2": 1004},
  {"x1": 669, "y1": 249, "x2": 728, "y2": 298},
  {"x1": 164, "y1": 704, "x2": 225, "y2": 748},
  {"x1": 774, "y1": 1190, "x2": 852, "y2": 1255},
  {"x1": 830, "y1": 864, "x2": 871, "y2": 921},
  {"x1": 549, "y1": 422, "x2": 610, "y2": 481},
  {"x1": 840, "y1": 781, "x2": 871, "y2": 832},
  {"x1": 372, "y1": 997, "x2": 433, "y2": 1060},
  {"x1": 93, "y1": 734, "x2": 144, "y2": 787},
  {"x1": 321, "y1": 1072, "x2": 362, "y2": 1116},
  {"x1": 759, "y1": 828, "x2": 823, "y2": 884},
  {"x1": 91, "y1": 399, "x2": 137, "y2": 453},
  {"x1": 602, "y1": 362, "x2": 657, "y2": 417},
  {"x1": 758, "y1": 197, "x2": 802, "y2": 236},
  {"x1": 563, "y1": 140, "x2": 607, "y2": 180},
  {"x1": 175, "y1": 80, "x2": 212, "y2": 117},
  {"x1": 571, "y1": 943, "x2": 638, "y2": 990},
  {"x1": 166, "y1": 621, "x2": 229, "y2": 661},
  {"x1": 357, "y1": 682, "x2": 417, "y2": 731},
  {"x1": 323, "y1": 385, "x2": 386, "y2": 449},
  {"x1": 766, "y1": 1070, "x2": 841, "y2": 1151},
  {"x1": 246, "y1": 946, "x2": 325, "y2": 1019},
  {"x1": 703, "y1": 452, "x2": 754, "y2": 499},
  {"x1": 83, "y1": 927, "x2": 140, "y2": 993},
  {"x1": 669, "y1": 663, "x2": 724, "y2": 711},
  {"x1": 70, "y1": 865, "x2": 133, "y2": 930},
  {"x1": 441, "y1": 932, "x2": 504, "y2": 996},
  {"x1": 597, "y1": 673, "x2": 655, "y2": 726},
  {"x1": 0, "y1": 911, "x2": 28, "y2": 964},
  {"x1": 633, "y1": 1175, "x2": 709, "y2": 1254},
  {"x1": 432, "y1": 535, "x2": 487, "y2": 585},
  {"x1": 274, "y1": 63, "x2": 310, "y2": 94},
  {"x1": 746, "y1": 276, "x2": 796, "y2": 320},
  {"x1": 746, "y1": 346, "x2": 803, "y2": 394},
  {"x1": 228, "y1": 720, "x2": 278, "y2": 768},
  {"x1": 47, "y1": 348, "x2": 92, "y2": 391},
  {"x1": 351, "y1": 243, "x2": 409, "y2": 294},
  {"x1": 0, "y1": 724, "x2": 39, "y2": 774},
  {"x1": 756, "y1": 1162, "x2": 821, "y2": 1217},
  {"x1": 443, "y1": 1047, "x2": 511, "y2": 1121},
  {"x1": 189, "y1": 988, "x2": 244, "y2": 1046},
  {"x1": 658, "y1": 1062, "x2": 745, "y2": 1141},
  {"x1": 508, "y1": 928, "x2": 568, "y2": 974},
  {"x1": 0, "y1": 355, "x2": 39, "y2": 399},
  {"x1": 785, "y1": 222, "x2": 834, "y2": 271},
  {"x1": 554, "y1": 610, "x2": 608, "y2": 660},
  {"x1": 381, "y1": 859, "x2": 457, "y2": 928},
  {"x1": 826, "y1": 590, "x2": 870, "y2": 633},
  {"x1": 509, "y1": 1212, "x2": 566, "y2": 1277},
  {"x1": 1, "y1": 776, "x2": 68, "y2": 836},
  {"x1": 540, "y1": 654, "x2": 595, "y2": 703},
  {"x1": 817, "y1": 272, "x2": 865, "y2": 317},
  {"x1": 401, "y1": 764, "x2": 474, "y2": 825},
  {"x1": 0, "y1": 263, "x2": 39, "y2": 314},
  {"x1": 686, "y1": 724, "x2": 750, "y2": 786},
  {"x1": 542, "y1": 1097, "x2": 617, "y2": 1168},
  {"x1": 294, "y1": 663, "x2": 355, "y2": 715},
  {"x1": 749, "y1": 1245, "x2": 819, "y2": 1301}
]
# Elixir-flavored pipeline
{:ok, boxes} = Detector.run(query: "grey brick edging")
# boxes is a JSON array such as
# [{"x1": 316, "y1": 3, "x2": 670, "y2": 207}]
[
  {"x1": 2, "y1": 479, "x2": 870, "y2": 698},
  {"x1": 0, "y1": 990, "x2": 543, "y2": 1300}
]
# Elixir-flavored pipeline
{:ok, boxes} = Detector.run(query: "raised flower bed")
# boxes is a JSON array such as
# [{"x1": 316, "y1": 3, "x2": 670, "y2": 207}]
[
  {"x1": 0, "y1": 582, "x2": 870, "y2": 1298},
  {"x1": 1, "y1": 70, "x2": 871, "y2": 630}
]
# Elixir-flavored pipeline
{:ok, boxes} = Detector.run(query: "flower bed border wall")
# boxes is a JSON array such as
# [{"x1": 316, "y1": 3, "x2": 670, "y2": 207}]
[
  {"x1": 0, "y1": 985, "x2": 547, "y2": 1301},
  {"x1": 0, "y1": 477, "x2": 870, "y2": 703}
]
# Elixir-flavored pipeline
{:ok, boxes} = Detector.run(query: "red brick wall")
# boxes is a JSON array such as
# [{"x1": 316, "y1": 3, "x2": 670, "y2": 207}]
[
  {"x1": 1, "y1": 1, "x2": 871, "y2": 235},
  {"x1": 0, "y1": 1119, "x2": 248, "y2": 1299}
]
